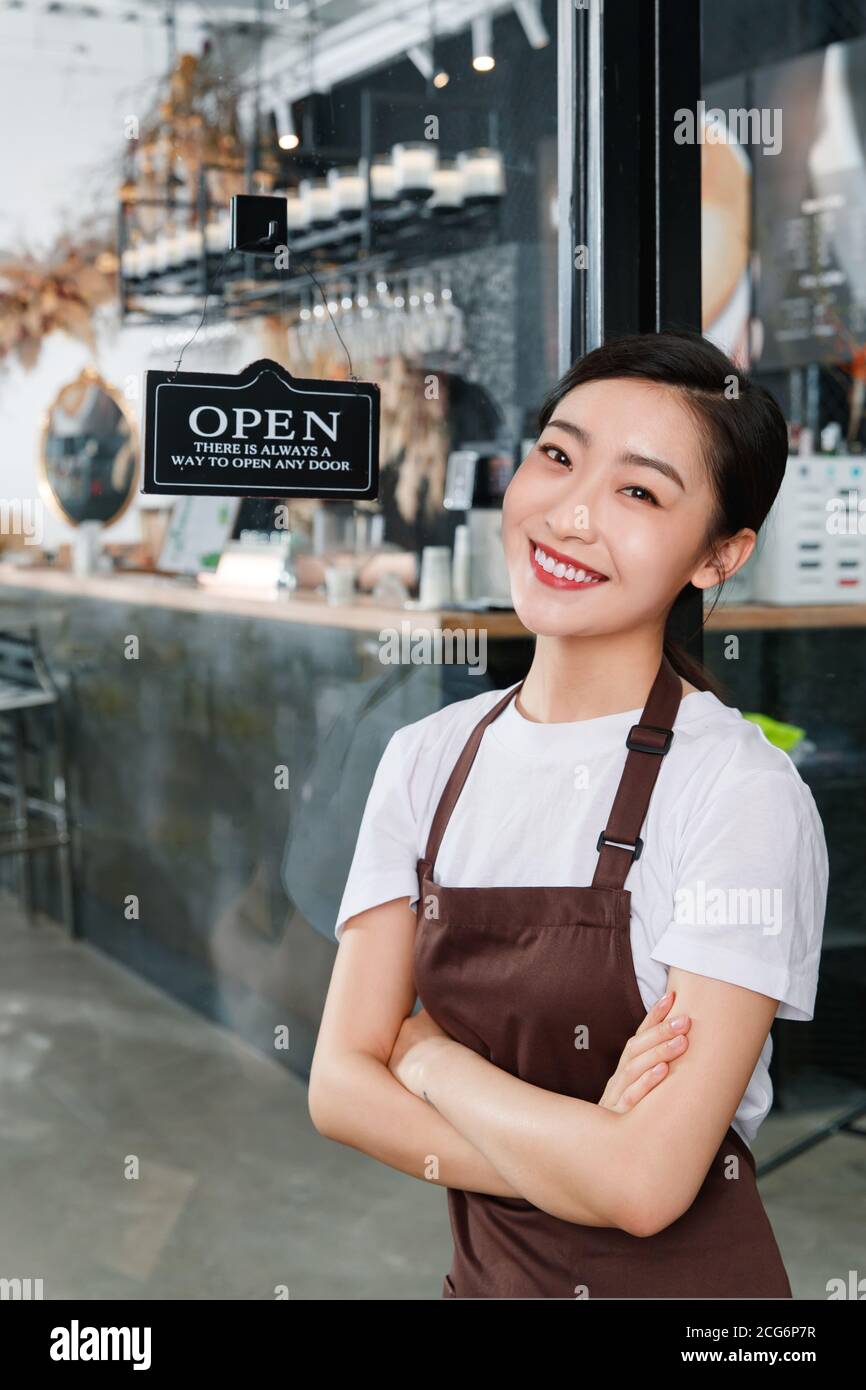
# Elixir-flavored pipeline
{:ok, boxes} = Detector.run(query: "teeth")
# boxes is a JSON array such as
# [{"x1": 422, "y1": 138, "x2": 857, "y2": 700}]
[{"x1": 533, "y1": 544, "x2": 605, "y2": 583}]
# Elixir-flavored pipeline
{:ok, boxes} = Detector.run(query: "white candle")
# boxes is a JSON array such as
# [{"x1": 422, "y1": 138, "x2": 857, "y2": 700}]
[
  {"x1": 168, "y1": 233, "x2": 186, "y2": 268},
  {"x1": 430, "y1": 162, "x2": 465, "y2": 208},
  {"x1": 370, "y1": 160, "x2": 397, "y2": 201},
  {"x1": 300, "y1": 178, "x2": 335, "y2": 224},
  {"x1": 286, "y1": 192, "x2": 310, "y2": 230},
  {"x1": 205, "y1": 219, "x2": 228, "y2": 253},
  {"x1": 327, "y1": 167, "x2": 366, "y2": 213},
  {"x1": 138, "y1": 243, "x2": 159, "y2": 276},
  {"x1": 457, "y1": 148, "x2": 505, "y2": 198},
  {"x1": 184, "y1": 228, "x2": 204, "y2": 261},
  {"x1": 392, "y1": 141, "x2": 437, "y2": 194},
  {"x1": 154, "y1": 236, "x2": 173, "y2": 272}
]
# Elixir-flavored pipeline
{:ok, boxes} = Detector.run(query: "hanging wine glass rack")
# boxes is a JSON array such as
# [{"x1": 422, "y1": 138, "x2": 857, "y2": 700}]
[{"x1": 117, "y1": 89, "x2": 506, "y2": 326}]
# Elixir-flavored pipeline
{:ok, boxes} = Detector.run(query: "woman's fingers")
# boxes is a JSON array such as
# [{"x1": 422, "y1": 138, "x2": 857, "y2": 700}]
[
  {"x1": 633, "y1": 989, "x2": 676, "y2": 1036},
  {"x1": 620, "y1": 1029, "x2": 690, "y2": 1085},
  {"x1": 616, "y1": 1058, "x2": 671, "y2": 1111},
  {"x1": 623, "y1": 1005, "x2": 691, "y2": 1065},
  {"x1": 597, "y1": 992, "x2": 692, "y2": 1114}
]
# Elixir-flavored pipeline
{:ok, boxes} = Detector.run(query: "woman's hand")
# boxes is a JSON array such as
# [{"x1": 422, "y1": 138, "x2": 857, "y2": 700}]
[
  {"x1": 389, "y1": 992, "x2": 691, "y2": 1114},
  {"x1": 597, "y1": 990, "x2": 691, "y2": 1114},
  {"x1": 387, "y1": 1006, "x2": 454, "y2": 1102}
]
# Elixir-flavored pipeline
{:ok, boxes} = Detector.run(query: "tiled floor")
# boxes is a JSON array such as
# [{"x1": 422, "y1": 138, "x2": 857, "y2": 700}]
[{"x1": 0, "y1": 891, "x2": 862, "y2": 1300}]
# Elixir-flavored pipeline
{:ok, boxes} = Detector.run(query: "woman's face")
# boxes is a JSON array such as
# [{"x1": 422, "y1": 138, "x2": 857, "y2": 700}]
[{"x1": 501, "y1": 376, "x2": 747, "y2": 638}]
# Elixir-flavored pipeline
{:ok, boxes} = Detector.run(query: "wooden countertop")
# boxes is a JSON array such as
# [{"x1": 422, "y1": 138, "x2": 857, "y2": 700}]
[
  {"x1": 1, "y1": 563, "x2": 865, "y2": 632},
  {"x1": 0, "y1": 562, "x2": 528, "y2": 636},
  {"x1": 704, "y1": 601, "x2": 866, "y2": 630}
]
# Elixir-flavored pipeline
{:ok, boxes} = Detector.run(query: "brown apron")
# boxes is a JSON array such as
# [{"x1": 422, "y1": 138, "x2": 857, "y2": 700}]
[{"x1": 414, "y1": 654, "x2": 792, "y2": 1299}]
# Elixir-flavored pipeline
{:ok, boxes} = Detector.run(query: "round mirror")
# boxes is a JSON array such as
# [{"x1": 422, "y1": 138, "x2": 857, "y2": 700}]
[{"x1": 38, "y1": 368, "x2": 138, "y2": 527}]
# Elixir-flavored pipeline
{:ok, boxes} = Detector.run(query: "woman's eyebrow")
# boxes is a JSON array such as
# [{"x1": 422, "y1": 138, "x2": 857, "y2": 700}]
[
  {"x1": 618, "y1": 449, "x2": 686, "y2": 490},
  {"x1": 545, "y1": 417, "x2": 686, "y2": 490}
]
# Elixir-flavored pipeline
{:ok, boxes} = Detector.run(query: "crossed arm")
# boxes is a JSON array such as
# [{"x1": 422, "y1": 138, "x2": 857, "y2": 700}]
[{"x1": 308, "y1": 896, "x2": 779, "y2": 1237}]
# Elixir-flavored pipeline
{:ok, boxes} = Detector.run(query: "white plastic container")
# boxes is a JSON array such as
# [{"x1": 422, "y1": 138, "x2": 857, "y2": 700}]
[{"x1": 452, "y1": 524, "x2": 470, "y2": 602}]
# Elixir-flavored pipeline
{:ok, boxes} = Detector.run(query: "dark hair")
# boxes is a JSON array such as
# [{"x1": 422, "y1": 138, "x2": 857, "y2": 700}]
[{"x1": 535, "y1": 329, "x2": 789, "y2": 700}]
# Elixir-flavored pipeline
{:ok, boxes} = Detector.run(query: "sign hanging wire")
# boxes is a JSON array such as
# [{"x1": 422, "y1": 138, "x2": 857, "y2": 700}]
[{"x1": 169, "y1": 240, "x2": 361, "y2": 388}]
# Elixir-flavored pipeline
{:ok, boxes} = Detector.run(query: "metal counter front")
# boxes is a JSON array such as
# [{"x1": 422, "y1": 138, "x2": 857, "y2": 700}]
[{"x1": 0, "y1": 565, "x2": 532, "y2": 1078}]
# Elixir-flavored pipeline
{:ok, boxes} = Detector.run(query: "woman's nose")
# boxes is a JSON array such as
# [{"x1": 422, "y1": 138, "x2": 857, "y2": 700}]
[{"x1": 546, "y1": 473, "x2": 604, "y2": 540}]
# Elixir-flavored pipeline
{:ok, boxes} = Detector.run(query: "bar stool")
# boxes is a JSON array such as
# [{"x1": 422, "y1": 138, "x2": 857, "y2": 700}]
[{"x1": 0, "y1": 621, "x2": 76, "y2": 936}]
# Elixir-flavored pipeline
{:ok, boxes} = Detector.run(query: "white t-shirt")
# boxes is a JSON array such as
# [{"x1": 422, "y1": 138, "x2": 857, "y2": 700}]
[{"x1": 335, "y1": 681, "x2": 829, "y2": 1146}]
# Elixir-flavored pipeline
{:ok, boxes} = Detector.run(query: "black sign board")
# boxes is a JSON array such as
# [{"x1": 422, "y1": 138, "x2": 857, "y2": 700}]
[{"x1": 142, "y1": 358, "x2": 379, "y2": 500}]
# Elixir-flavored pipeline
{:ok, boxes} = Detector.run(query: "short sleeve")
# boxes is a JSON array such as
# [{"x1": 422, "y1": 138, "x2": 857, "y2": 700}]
[
  {"x1": 334, "y1": 726, "x2": 421, "y2": 941},
  {"x1": 650, "y1": 768, "x2": 828, "y2": 1021}
]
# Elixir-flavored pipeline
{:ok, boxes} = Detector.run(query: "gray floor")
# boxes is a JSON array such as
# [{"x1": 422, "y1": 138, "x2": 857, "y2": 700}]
[{"x1": 0, "y1": 890, "x2": 862, "y2": 1300}]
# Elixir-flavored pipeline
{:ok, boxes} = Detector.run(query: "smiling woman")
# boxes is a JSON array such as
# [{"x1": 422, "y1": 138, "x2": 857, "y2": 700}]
[
  {"x1": 499, "y1": 329, "x2": 789, "y2": 705},
  {"x1": 312, "y1": 328, "x2": 828, "y2": 1300}
]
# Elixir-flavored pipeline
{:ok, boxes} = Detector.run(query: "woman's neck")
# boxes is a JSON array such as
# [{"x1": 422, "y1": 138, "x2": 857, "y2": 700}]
[{"x1": 516, "y1": 632, "x2": 690, "y2": 724}]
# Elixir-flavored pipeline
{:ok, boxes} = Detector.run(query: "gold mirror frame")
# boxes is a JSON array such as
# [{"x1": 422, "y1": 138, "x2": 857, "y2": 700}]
[{"x1": 37, "y1": 367, "x2": 139, "y2": 529}]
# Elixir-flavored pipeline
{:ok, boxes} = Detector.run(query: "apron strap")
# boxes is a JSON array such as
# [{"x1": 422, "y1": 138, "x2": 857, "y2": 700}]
[
  {"x1": 420, "y1": 680, "x2": 524, "y2": 879},
  {"x1": 591, "y1": 653, "x2": 683, "y2": 890},
  {"x1": 420, "y1": 654, "x2": 682, "y2": 888}
]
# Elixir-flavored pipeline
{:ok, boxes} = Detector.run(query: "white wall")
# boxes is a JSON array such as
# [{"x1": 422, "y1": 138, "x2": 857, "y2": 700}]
[
  {"x1": 0, "y1": 9, "x2": 267, "y2": 548},
  {"x1": 0, "y1": 316, "x2": 267, "y2": 547}
]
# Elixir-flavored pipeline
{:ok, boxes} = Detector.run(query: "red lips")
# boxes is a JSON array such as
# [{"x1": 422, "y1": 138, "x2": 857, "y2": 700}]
[{"x1": 529, "y1": 538, "x2": 610, "y2": 590}]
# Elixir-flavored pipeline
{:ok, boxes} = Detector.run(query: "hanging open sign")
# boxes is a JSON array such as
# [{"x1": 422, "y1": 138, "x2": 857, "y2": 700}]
[{"x1": 142, "y1": 358, "x2": 379, "y2": 500}]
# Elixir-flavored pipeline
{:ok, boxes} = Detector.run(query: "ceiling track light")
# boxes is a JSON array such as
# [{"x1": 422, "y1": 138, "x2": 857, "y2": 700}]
[
  {"x1": 427, "y1": 0, "x2": 449, "y2": 88},
  {"x1": 472, "y1": 14, "x2": 494, "y2": 73},
  {"x1": 276, "y1": 99, "x2": 298, "y2": 152},
  {"x1": 512, "y1": 0, "x2": 549, "y2": 49},
  {"x1": 407, "y1": 43, "x2": 433, "y2": 80}
]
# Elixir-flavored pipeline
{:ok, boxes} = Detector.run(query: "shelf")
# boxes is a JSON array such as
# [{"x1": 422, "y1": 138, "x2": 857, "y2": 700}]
[
  {"x1": 704, "y1": 602, "x2": 866, "y2": 630},
  {"x1": 119, "y1": 197, "x2": 501, "y2": 325},
  {"x1": 0, "y1": 565, "x2": 529, "y2": 637},
  {"x1": 5, "y1": 565, "x2": 864, "y2": 638}
]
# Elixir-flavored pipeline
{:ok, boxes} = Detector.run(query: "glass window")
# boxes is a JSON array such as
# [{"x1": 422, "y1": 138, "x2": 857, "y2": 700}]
[{"x1": 701, "y1": 0, "x2": 866, "y2": 1172}]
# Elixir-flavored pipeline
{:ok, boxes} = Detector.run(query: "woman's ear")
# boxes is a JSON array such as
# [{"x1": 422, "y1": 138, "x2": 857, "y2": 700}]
[{"x1": 689, "y1": 528, "x2": 756, "y2": 591}]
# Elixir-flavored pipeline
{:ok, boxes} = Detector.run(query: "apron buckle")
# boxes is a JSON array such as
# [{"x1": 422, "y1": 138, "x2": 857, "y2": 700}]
[
  {"x1": 597, "y1": 829, "x2": 644, "y2": 861},
  {"x1": 626, "y1": 723, "x2": 674, "y2": 755}
]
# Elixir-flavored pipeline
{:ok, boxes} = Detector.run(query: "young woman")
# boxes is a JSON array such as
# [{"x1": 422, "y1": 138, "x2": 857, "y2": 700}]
[{"x1": 309, "y1": 330, "x2": 829, "y2": 1299}]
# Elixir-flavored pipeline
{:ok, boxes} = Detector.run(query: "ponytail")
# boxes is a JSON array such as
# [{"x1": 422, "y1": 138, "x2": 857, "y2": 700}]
[
  {"x1": 662, "y1": 633, "x2": 730, "y2": 702},
  {"x1": 663, "y1": 581, "x2": 732, "y2": 704}
]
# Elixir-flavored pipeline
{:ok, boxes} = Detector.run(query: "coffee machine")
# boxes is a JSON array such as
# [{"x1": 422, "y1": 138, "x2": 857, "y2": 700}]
[{"x1": 443, "y1": 442, "x2": 517, "y2": 605}]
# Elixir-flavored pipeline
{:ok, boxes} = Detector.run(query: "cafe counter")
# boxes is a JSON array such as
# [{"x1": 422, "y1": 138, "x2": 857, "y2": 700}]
[
  {"x1": 0, "y1": 562, "x2": 532, "y2": 1077},
  {"x1": 2, "y1": 562, "x2": 858, "y2": 1090}
]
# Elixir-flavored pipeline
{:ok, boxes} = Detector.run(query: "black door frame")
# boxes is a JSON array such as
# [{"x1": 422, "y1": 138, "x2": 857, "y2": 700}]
[{"x1": 563, "y1": 0, "x2": 704, "y2": 662}]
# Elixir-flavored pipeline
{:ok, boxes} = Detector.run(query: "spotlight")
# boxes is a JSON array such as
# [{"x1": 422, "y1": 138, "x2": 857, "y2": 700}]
[
  {"x1": 472, "y1": 15, "x2": 494, "y2": 72},
  {"x1": 276, "y1": 100, "x2": 299, "y2": 152},
  {"x1": 430, "y1": 22, "x2": 449, "y2": 87}
]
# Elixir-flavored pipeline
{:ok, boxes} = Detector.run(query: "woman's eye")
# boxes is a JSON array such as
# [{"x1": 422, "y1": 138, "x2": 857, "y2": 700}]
[
  {"x1": 539, "y1": 443, "x2": 570, "y2": 467},
  {"x1": 536, "y1": 448, "x2": 659, "y2": 506},
  {"x1": 620, "y1": 485, "x2": 660, "y2": 507}
]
